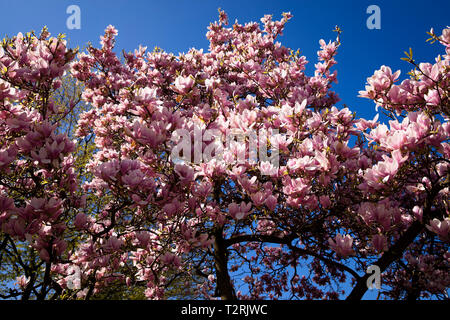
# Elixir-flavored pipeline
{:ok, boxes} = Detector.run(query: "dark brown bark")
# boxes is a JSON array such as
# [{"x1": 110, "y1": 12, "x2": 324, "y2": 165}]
[
  {"x1": 213, "y1": 227, "x2": 236, "y2": 300},
  {"x1": 37, "y1": 261, "x2": 52, "y2": 300}
]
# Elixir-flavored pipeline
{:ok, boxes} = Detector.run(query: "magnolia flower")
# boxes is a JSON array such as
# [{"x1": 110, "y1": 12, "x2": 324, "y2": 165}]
[
  {"x1": 15, "y1": 275, "x2": 30, "y2": 289},
  {"x1": 412, "y1": 206, "x2": 423, "y2": 221},
  {"x1": 193, "y1": 181, "x2": 213, "y2": 198},
  {"x1": 251, "y1": 192, "x2": 265, "y2": 207},
  {"x1": 294, "y1": 99, "x2": 307, "y2": 115},
  {"x1": 424, "y1": 89, "x2": 441, "y2": 105},
  {"x1": 121, "y1": 170, "x2": 144, "y2": 188},
  {"x1": 328, "y1": 234, "x2": 354, "y2": 258},
  {"x1": 52, "y1": 239, "x2": 67, "y2": 256},
  {"x1": 74, "y1": 213, "x2": 88, "y2": 230},
  {"x1": 136, "y1": 231, "x2": 151, "y2": 247},
  {"x1": 0, "y1": 147, "x2": 16, "y2": 169},
  {"x1": 29, "y1": 198, "x2": 46, "y2": 212},
  {"x1": 283, "y1": 177, "x2": 309, "y2": 196},
  {"x1": 442, "y1": 27, "x2": 450, "y2": 44},
  {"x1": 372, "y1": 234, "x2": 388, "y2": 253},
  {"x1": 228, "y1": 202, "x2": 252, "y2": 220},
  {"x1": 265, "y1": 195, "x2": 278, "y2": 211},
  {"x1": 426, "y1": 218, "x2": 450, "y2": 241},
  {"x1": 136, "y1": 87, "x2": 157, "y2": 103},
  {"x1": 239, "y1": 176, "x2": 258, "y2": 193},
  {"x1": 163, "y1": 200, "x2": 180, "y2": 217},
  {"x1": 160, "y1": 252, "x2": 181, "y2": 267},
  {"x1": 259, "y1": 161, "x2": 278, "y2": 176},
  {"x1": 126, "y1": 120, "x2": 165, "y2": 148},
  {"x1": 174, "y1": 163, "x2": 194, "y2": 184},
  {"x1": 319, "y1": 195, "x2": 331, "y2": 208},
  {"x1": 103, "y1": 236, "x2": 123, "y2": 252},
  {"x1": 269, "y1": 133, "x2": 293, "y2": 151},
  {"x1": 39, "y1": 248, "x2": 50, "y2": 262},
  {"x1": 173, "y1": 75, "x2": 194, "y2": 94},
  {"x1": 0, "y1": 195, "x2": 14, "y2": 213},
  {"x1": 98, "y1": 161, "x2": 119, "y2": 181},
  {"x1": 119, "y1": 159, "x2": 140, "y2": 175}
]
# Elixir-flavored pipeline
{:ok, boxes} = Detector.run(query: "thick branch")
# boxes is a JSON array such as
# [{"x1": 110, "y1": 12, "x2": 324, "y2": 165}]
[
  {"x1": 346, "y1": 184, "x2": 442, "y2": 300},
  {"x1": 225, "y1": 233, "x2": 361, "y2": 281},
  {"x1": 346, "y1": 220, "x2": 424, "y2": 300},
  {"x1": 224, "y1": 234, "x2": 295, "y2": 247},
  {"x1": 288, "y1": 245, "x2": 361, "y2": 281},
  {"x1": 0, "y1": 236, "x2": 8, "y2": 252},
  {"x1": 37, "y1": 261, "x2": 52, "y2": 300}
]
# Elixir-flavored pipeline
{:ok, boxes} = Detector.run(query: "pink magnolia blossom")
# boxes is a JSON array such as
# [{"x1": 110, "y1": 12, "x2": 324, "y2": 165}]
[
  {"x1": 251, "y1": 192, "x2": 266, "y2": 207},
  {"x1": 103, "y1": 236, "x2": 123, "y2": 253},
  {"x1": 74, "y1": 213, "x2": 88, "y2": 230},
  {"x1": 15, "y1": 276, "x2": 30, "y2": 289},
  {"x1": 174, "y1": 163, "x2": 195, "y2": 185},
  {"x1": 173, "y1": 75, "x2": 194, "y2": 94},
  {"x1": 372, "y1": 234, "x2": 388, "y2": 253},
  {"x1": 0, "y1": 147, "x2": 17, "y2": 170},
  {"x1": 259, "y1": 161, "x2": 278, "y2": 176},
  {"x1": 228, "y1": 202, "x2": 252, "y2": 220},
  {"x1": 265, "y1": 195, "x2": 278, "y2": 211},
  {"x1": 426, "y1": 218, "x2": 450, "y2": 241},
  {"x1": 160, "y1": 252, "x2": 182, "y2": 267},
  {"x1": 328, "y1": 234, "x2": 354, "y2": 258}
]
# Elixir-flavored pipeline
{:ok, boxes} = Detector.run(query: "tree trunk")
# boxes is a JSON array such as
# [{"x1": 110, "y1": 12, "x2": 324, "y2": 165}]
[{"x1": 213, "y1": 227, "x2": 236, "y2": 300}]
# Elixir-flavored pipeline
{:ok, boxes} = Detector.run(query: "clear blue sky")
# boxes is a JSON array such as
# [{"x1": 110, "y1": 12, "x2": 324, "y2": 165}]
[
  {"x1": 1, "y1": 0, "x2": 449, "y2": 299},
  {"x1": 1, "y1": 0, "x2": 449, "y2": 122}
]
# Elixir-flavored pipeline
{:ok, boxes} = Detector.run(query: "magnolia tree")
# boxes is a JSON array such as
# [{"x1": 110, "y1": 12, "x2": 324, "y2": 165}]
[{"x1": 0, "y1": 11, "x2": 449, "y2": 300}]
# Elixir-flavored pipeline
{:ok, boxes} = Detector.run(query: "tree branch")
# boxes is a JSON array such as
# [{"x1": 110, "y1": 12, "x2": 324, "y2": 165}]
[
  {"x1": 346, "y1": 183, "x2": 443, "y2": 300},
  {"x1": 224, "y1": 233, "x2": 361, "y2": 281},
  {"x1": 213, "y1": 227, "x2": 236, "y2": 300}
]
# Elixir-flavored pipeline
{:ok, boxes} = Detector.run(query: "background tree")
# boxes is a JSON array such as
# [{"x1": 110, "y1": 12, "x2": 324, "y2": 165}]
[
  {"x1": 0, "y1": 31, "x2": 199, "y2": 300},
  {"x1": 0, "y1": 27, "x2": 81, "y2": 299}
]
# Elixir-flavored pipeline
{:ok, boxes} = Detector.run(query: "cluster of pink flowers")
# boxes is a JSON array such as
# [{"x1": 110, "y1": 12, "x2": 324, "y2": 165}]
[
  {"x1": 0, "y1": 29, "x2": 86, "y2": 299},
  {"x1": 359, "y1": 28, "x2": 450, "y2": 117},
  {"x1": 0, "y1": 12, "x2": 449, "y2": 300}
]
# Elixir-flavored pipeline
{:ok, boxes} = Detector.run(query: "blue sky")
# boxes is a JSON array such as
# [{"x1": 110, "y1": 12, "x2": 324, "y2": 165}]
[
  {"x1": 1, "y1": 0, "x2": 449, "y2": 299},
  {"x1": 1, "y1": 0, "x2": 449, "y2": 122}
]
